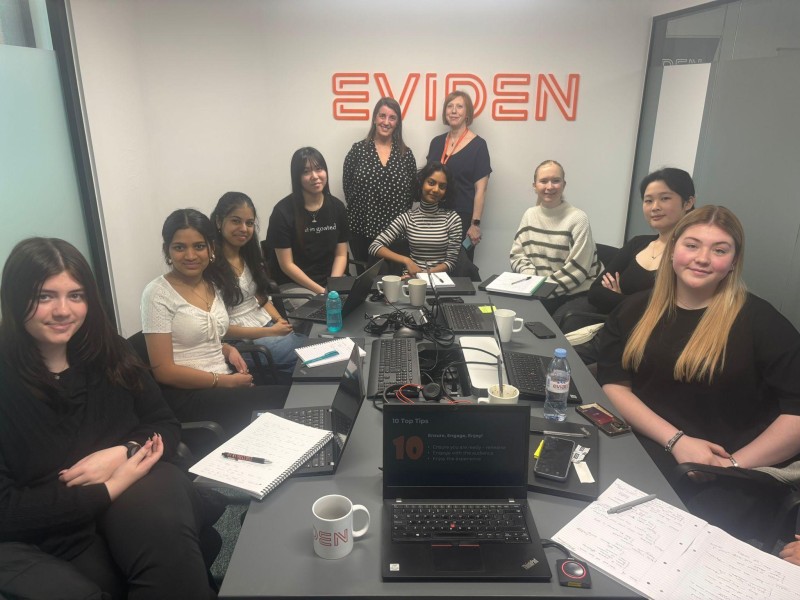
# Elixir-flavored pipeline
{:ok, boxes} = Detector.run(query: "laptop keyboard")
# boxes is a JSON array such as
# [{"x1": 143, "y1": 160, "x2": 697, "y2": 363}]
[
  {"x1": 442, "y1": 304, "x2": 485, "y2": 331},
  {"x1": 503, "y1": 351, "x2": 547, "y2": 396},
  {"x1": 391, "y1": 503, "x2": 531, "y2": 543},
  {"x1": 283, "y1": 407, "x2": 326, "y2": 430},
  {"x1": 304, "y1": 305, "x2": 327, "y2": 321},
  {"x1": 367, "y1": 338, "x2": 421, "y2": 397}
]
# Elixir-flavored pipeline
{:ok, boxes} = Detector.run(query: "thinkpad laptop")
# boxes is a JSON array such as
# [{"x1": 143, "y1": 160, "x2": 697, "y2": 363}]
[
  {"x1": 266, "y1": 345, "x2": 364, "y2": 475},
  {"x1": 289, "y1": 259, "x2": 384, "y2": 323},
  {"x1": 381, "y1": 403, "x2": 551, "y2": 581}
]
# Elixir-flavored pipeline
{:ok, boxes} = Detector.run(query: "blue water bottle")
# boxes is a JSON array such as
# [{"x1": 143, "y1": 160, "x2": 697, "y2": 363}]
[
  {"x1": 544, "y1": 348, "x2": 570, "y2": 421},
  {"x1": 326, "y1": 290, "x2": 343, "y2": 333}
]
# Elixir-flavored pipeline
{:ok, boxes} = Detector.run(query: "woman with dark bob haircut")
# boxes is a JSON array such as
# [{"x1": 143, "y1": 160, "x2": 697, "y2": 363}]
[
  {"x1": 210, "y1": 191, "x2": 306, "y2": 372},
  {"x1": 141, "y1": 209, "x2": 289, "y2": 436},
  {"x1": 369, "y1": 162, "x2": 462, "y2": 276},
  {"x1": 265, "y1": 147, "x2": 350, "y2": 298},
  {"x1": 0, "y1": 238, "x2": 219, "y2": 599},
  {"x1": 343, "y1": 97, "x2": 417, "y2": 266},
  {"x1": 588, "y1": 167, "x2": 696, "y2": 314}
]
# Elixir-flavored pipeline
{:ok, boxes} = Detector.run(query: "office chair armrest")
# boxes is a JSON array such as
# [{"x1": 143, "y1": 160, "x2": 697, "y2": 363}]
[{"x1": 557, "y1": 310, "x2": 606, "y2": 334}]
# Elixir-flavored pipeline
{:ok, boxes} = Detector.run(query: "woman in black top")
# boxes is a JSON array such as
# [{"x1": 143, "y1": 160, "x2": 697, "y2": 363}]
[
  {"x1": 343, "y1": 97, "x2": 417, "y2": 265},
  {"x1": 588, "y1": 167, "x2": 696, "y2": 313},
  {"x1": 0, "y1": 238, "x2": 217, "y2": 599},
  {"x1": 426, "y1": 90, "x2": 491, "y2": 260},
  {"x1": 266, "y1": 147, "x2": 350, "y2": 295}
]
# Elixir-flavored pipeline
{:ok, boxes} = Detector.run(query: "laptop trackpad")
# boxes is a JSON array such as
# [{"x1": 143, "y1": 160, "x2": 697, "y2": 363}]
[{"x1": 431, "y1": 544, "x2": 484, "y2": 571}]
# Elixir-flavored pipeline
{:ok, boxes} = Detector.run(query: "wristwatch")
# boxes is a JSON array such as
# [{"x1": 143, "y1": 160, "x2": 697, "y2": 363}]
[
  {"x1": 472, "y1": 219, "x2": 481, "y2": 226},
  {"x1": 124, "y1": 442, "x2": 141, "y2": 458}
]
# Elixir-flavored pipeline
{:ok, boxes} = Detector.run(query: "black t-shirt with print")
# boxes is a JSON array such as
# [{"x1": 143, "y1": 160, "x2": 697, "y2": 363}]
[{"x1": 266, "y1": 193, "x2": 350, "y2": 287}]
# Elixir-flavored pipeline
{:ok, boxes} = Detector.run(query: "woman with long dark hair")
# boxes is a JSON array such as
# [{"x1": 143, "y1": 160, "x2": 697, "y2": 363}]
[
  {"x1": 141, "y1": 209, "x2": 288, "y2": 435},
  {"x1": 369, "y1": 162, "x2": 461, "y2": 276},
  {"x1": 265, "y1": 147, "x2": 350, "y2": 296},
  {"x1": 0, "y1": 237, "x2": 217, "y2": 599},
  {"x1": 210, "y1": 191, "x2": 305, "y2": 371},
  {"x1": 343, "y1": 97, "x2": 417, "y2": 265}
]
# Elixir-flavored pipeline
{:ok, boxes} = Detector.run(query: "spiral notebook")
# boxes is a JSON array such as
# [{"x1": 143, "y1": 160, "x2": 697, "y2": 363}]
[{"x1": 189, "y1": 413, "x2": 333, "y2": 500}]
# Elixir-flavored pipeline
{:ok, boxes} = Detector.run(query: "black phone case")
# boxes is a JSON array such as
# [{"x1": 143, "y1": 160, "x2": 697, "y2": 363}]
[
  {"x1": 525, "y1": 321, "x2": 556, "y2": 339},
  {"x1": 533, "y1": 436, "x2": 575, "y2": 481}
]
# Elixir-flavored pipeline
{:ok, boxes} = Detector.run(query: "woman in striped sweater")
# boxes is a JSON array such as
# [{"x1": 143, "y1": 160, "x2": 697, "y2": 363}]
[
  {"x1": 509, "y1": 159, "x2": 602, "y2": 314},
  {"x1": 369, "y1": 162, "x2": 462, "y2": 277}
]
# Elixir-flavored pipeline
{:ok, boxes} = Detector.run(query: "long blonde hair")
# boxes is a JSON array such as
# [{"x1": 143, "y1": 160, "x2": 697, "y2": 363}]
[{"x1": 622, "y1": 205, "x2": 747, "y2": 382}]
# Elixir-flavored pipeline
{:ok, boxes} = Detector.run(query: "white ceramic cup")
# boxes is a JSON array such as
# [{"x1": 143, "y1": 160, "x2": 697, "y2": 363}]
[
  {"x1": 495, "y1": 308, "x2": 524, "y2": 342},
  {"x1": 403, "y1": 278, "x2": 428, "y2": 307},
  {"x1": 312, "y1": 494, "x2": 370, "y2": 560},
  {"x1": 478, "y1": 383, "x2": 520, "y2": 405},
  {"x1": 377, "y1": 275, "x2": 402, "y2": 303}
]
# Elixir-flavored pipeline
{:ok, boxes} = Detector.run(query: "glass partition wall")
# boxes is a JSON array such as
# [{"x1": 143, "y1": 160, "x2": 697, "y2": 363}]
[{"x1": 629, "y1": 0, "x2": 800, "y2": 327}]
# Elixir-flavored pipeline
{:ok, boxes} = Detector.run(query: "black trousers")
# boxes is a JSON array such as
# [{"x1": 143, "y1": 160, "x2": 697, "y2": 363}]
[
  {"x1": 0, "y1": 463, "x2": 218, "y2": 600},
  {"x1": 161, "y1": 384, "x2": 290, "y2": 438}
]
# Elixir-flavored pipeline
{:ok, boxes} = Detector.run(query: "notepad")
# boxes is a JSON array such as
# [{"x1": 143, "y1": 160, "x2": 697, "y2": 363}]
[
  {"x1": 189, "y1": 413, "x2": 332, "y2": 499},
  {"x1": 553, "y1": 479, "x2": 800, "y2": 599},
  {"x1": 417, "y1": 272, "x2": 455, "y2": 288},
  {"x1": 294, "y1": 337, "x2": 366, "y2": 368},
  {"x1": 485, "y1": 271, "x2": 546, "y2": 296}
]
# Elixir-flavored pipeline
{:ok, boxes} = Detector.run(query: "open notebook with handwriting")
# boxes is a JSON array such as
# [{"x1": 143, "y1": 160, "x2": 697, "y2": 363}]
[
  {"x1": 553, "y1": 479, "x2": 800, "y2": 599},
  {"x1": 189, "y1": 413, "x2": 332, "y2": 500}
]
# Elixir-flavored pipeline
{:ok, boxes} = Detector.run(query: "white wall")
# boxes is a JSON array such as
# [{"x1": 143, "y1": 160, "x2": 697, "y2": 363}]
[{"x1": 68, "y1": 0, "x2": 709, "y2": 335}]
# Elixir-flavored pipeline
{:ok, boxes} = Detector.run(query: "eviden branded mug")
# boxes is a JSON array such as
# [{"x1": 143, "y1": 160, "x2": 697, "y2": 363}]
[{"x1": 312, "y1": 494, "x2": 370, "y2": 560}]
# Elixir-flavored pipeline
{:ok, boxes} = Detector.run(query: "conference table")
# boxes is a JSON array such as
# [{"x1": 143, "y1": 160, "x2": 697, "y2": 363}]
[{"x1": 219, "y1": 291, "x2": 682, "y2": 599}]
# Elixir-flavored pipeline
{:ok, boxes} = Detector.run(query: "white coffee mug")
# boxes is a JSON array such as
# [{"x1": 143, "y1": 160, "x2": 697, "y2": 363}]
[
  {"x1": 312, "y1": 494, "x2": 370, "y2": 560},
  {"x1": 495, "y1": 308, "x2": 524, "y2": 342},
  {"x1": 403, "y1": 278, "x2": 427, "y2": 307},
  {"x1": 478, "y1": 383, "x2": 520, "y2": 405},
  {"x1": 377, "y1": 275, "x2": 402, "y2": 303}
]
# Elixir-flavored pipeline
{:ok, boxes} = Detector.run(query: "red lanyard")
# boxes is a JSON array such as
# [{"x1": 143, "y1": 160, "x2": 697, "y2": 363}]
[{"x1": 440, "y1": 128, "x2": 469, "y2": 164}]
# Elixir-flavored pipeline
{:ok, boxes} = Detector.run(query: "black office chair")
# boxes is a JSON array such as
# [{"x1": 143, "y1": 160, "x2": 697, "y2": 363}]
[
  {"x1": 451, "y1": 246, "x2": 481, "y2": 281},
  {"x1": 553, "y1": 243, "x2": 620, "y2": 334},
  {"x1": 673, "y1": 462, "x2": 800, "y2": 551}
]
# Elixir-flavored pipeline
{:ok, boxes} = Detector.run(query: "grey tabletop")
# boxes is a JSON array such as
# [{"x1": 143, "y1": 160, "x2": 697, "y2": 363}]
[{"x1": 220, "y1": 293, "x2": 681, "y2": 599}]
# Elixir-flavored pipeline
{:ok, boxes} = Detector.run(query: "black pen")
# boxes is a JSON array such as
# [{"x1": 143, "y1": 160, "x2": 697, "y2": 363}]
[{"x1": 222, "y1": 452, "x2": 271, "y2": 464}]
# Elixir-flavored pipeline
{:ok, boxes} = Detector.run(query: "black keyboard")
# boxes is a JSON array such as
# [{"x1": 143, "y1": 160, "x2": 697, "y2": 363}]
[
  {"x1": 367, "y1": 338, "x2": 421, "y2": 397},
  {"x1": 441, "y1": 304, "x2": 485, "y2": 331},
  {"x1": 391, "y1": 503, "x2": 531, "y2": 543},
  {"x1": 305, "y1": 305, "x2": 326, "y2": 321},
  {"x1": 503, "y1": 351, "x2": 548, "y2": 397},
  {"x1": 283, "y1": 407, "x2": 327, "y2": 430}
]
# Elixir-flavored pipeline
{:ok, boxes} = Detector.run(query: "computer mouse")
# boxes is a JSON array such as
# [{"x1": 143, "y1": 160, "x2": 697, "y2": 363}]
[{"x1": 393, "y1": 326, "x2": 423, "y2": 340}]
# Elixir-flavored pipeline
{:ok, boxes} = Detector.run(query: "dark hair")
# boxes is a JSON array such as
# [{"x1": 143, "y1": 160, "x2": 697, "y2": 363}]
[
  {"x1": 414, "y1": 162, "x2": 453, "y2": 206},
  {"x1": 289, "y1": 147, "x2": 330, "y2": 247},
  {"x1": 210, "y1": 192, "x2": 272, "y2": 304},
  {"x1": 639, "y1": 167, "x2": 695, "y2": 207},
  {"x1": 441, "y1": 90, "x2": 475, "y2": 126},
  {"x1": 366, "y1": 97, "x2": 408, "y2": 156},
  {"x1": 0, "y1": 237, "x2": 145, "y2": 398},
  {"x1": 161, "y1": 209, "x2": 238, "y2": 306}
]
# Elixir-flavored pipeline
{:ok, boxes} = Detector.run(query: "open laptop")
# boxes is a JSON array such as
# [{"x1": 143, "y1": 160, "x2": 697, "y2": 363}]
[
  {"x1": 486, "y1": 294, "x2": 581, "y2": 404},
  {"x1": 288, "y1": 259, "x2": 384, "y2": 323},
  {"x1": 422, "y1": 263, "x2": 493, "y2": 334},
  {"x1": 381, "y1": 403, "x2": 551, "y2": 581},
  {"x1": 328, "y1": 275, "x2": 476, "y2": 296},
  {"x1": 265, "y1": 345, "x2": 364, "y2": 475}
]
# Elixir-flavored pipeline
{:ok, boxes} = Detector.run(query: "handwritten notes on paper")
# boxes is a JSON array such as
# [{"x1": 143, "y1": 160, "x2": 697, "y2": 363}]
[{"x1": 553, "y1": 479, "x2": 800, "y2": 600}]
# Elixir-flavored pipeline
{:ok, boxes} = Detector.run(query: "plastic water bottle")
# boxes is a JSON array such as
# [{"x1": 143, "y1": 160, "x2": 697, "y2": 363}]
[
  {"x1": 544, "y1": 348, "x2": 570, "y2": 421},
  {"x1": 326, "y1": 290, "x2": 343, "y2": 333}
]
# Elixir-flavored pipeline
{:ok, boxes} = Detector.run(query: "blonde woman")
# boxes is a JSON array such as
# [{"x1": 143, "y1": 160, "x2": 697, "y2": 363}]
[{"x1": 597, "y1": 206, "x2": 800, "y2": 484}]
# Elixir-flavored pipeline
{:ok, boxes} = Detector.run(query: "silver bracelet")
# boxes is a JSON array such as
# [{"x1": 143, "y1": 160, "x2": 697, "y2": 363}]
[
  {"x1": 664, "y1": 430, "x2": 685, "y2": 453},
  {"x1": 729, "y1": 455, "x2": 740, "y2": 468}
]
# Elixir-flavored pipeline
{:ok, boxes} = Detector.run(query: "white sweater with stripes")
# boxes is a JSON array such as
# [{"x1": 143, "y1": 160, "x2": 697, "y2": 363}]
[{"x1": 509, "y1": 201, "x2": 602, "y2": 297}]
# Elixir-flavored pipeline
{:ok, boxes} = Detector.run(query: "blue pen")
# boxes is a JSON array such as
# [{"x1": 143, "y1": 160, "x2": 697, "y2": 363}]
[{"x1": 303, "y1": 350, "x2": 339, "y2": 366}]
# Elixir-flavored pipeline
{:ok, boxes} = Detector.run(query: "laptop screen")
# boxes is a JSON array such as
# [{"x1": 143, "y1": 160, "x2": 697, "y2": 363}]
[
  {"x1": 382, "y1": 404, "x2": 530, "y2": 499},
  {"x1": 330, "y1": 345, "x2": 364, "y2": 453}
]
